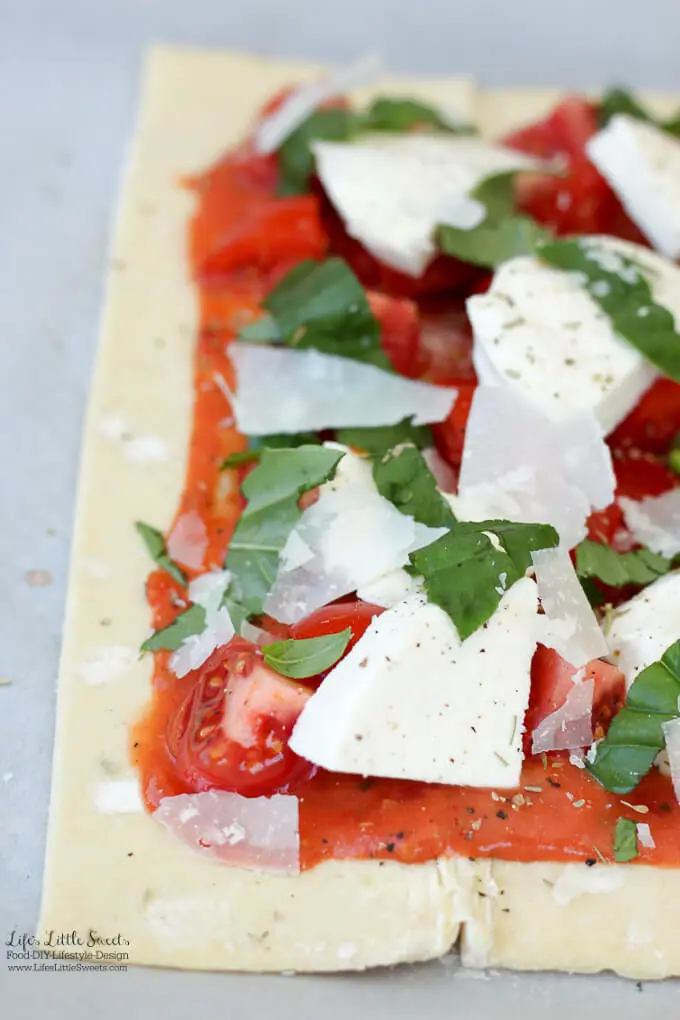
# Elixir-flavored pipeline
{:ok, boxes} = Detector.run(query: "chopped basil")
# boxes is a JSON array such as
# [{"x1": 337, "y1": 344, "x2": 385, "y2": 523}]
[
  {"x1": 575, "y1": 539, "x2": 676, "y2": 588},
  {"x1": 221, "y1": 432, "x2": 321, "y2": 470},
  {"x1": 362, "y1": 96, "x2": 473, "y2": 134},
  {"x1": 613, "y1": 817, "x2": 639, "y2": 863},
  {"x1": 410, "y1": 519, "x2": 559, "y2": 641},
  {"x1": 538, "y1": 238, "x2": 680, "y2": 383},
  {"x1": 587, "y1": 637, "x2": 680, "y2": 794},
  {"x1": 669, "y1": 432, "x2": 680, "y2": 476},
  {"x1": 224, "y1": 445, "x2": 344, "y2": 620},
  {"x1": 598, "y1": 86, "x2": 680, "y2": 137},
  {"x1": 437, "y1": 173, "x2": 550, "y2": 269},
  {"x1": 134, "y1": 521, "x2": 187, "y2": 586},
  {"x1": 239, "y1": 257, "x2": 392, "y2": 371},
  {"x1": 277, "y1": 107, "x2": 358, "y2": 195},
  {"x1": 140, "y1": 604, "x2": 206, "y2": 653},
  {"x1": 262, "y1": 628, "x2": 352, "y2": 679},
  {"x1": 372, "y1": 443, "x2": 456, "y2": 529},
  {"x1": 335, "y1": 418, "x2": 433, "y2": 454}
]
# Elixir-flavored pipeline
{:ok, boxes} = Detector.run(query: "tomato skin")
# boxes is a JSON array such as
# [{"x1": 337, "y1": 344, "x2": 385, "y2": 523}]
[
  {"x1": 367, "y1": 291, "x2": 421, "y2": 377},
  {"x1": 166, "y1": 639, "x2": 315, "y2": 798},
  {"x1": 189, "y1": 150, "x2": 327, "y2": 282},
  {"x1": 432, "y1": 380, "x2": 476, "y2": 467},
  {"x1": 291, "y1": 600, "x2": 384, "y2": 650},
  {"x1": 524, "y1": 645, "x2": 626, "y2": 755},
  {"x1": 505, "y1": 97, "x2": 645, "y2": 241},
  {"x1": 609, "y1": 378, "x2": 680, "y2": 455}
]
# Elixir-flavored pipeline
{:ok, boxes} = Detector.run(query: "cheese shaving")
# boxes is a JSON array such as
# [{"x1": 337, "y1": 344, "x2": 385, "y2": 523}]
[
  {"x1": 619, "y1": 490, "x2": 680, "y2": 558},
  {"x1": 532, "y1": 547, "x2": 609, "y2": 666}
]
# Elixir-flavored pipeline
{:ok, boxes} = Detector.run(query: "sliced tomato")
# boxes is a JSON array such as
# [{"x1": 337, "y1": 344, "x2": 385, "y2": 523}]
[
  {"x1": 586, "y1": 448, "x2": 679, "y2": 546},
  {"x1": 524, "y1": 645, "x2": 626, "y2": 755},
  {"x1": 291, "y1": 600, "x2": 383, "y2": 649},
  {"x1": 418, "y1": 301, "x2": 476, "y2": 384},
  {"x1": 432, "y1": 380, "x2": 476, "y2": 468},
  {"x1": 504, "y1": 97, "x2": 644, "y2": 240},
  {"x1": 367, "y1": 291, "x2": 421, "y2": 376},
  {"x1": 609, "y1": 378, "x2": 680, "y2": 455},
  {"x1": 189, "y1": 152, "x2": 327, "y2": 281},
  {"x1": 166, "y1": 638, "x2": 315, "y2": 798}
]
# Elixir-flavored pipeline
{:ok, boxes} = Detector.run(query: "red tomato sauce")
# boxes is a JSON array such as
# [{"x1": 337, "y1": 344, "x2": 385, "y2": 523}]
[{"x1": 132, "y1": 105, "x2": 680, "y2": 870}]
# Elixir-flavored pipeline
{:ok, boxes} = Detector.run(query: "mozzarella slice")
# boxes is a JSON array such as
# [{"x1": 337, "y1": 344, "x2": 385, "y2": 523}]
[
  {"x1": 252, "y1": 52, "x2": 381, "y2": 153},
  {"x1": 663, "y1": 718, "x2": 680, "y2": 805},
  {"x1": 230, "y1": 344, "x2": 457, "y2": 434},
  {"x1": 290, "y1": 579, "x2": 539, "y2": 788},
  {"x1": 586, "y1": 114, "x2": 680, "y2": 260},
  {"x1": 264, "y1": 449, "x2": 446, "y2": 624},
  {"x1": 313, "y1": 133, "x2": 543, "y2": 276},
  {"x1": 619, "y1": 490, "x2": 680, "y2": 558},
  {"x1": 532, "y1": 548, "x2": 609, "y2": 666},
  {"x1": 451, "y1": 385, "x2": 614, "y2": 550},
  {"x1": 606, "y1": 570, "x2": 680, "y2": 687},
  {"x1": 466, "y1": 236, "x2": 680, "y2": 433}
]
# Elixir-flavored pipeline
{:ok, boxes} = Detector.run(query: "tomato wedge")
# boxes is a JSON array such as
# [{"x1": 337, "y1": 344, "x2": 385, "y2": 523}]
[
  {"x1": 524, "y1": 645, "x2": 626, "y2": 755},
  {"x1": 166, "y1": 638, "x2": 315, "y2": 798},
  {"x1": 367, "y1": 291, "x2": 421, "y2": 377}
]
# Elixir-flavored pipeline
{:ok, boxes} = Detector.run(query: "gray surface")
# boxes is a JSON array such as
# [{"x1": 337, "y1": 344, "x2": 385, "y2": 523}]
[{"x1": 2, "y1": 0, "x2": 680, "y2": 1014}]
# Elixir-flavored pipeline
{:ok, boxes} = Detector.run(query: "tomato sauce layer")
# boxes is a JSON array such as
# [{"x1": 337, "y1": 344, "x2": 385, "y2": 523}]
[{"x1": 132, "y1": 106, "x2": 680, "y2": 870}]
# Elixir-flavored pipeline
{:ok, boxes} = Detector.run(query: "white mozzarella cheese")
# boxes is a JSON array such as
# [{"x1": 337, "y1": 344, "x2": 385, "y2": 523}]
[
  {"x1": 289, "y1": 579, "x2": 539, "y2": 788},
  {"x1": 313, "y1": 134, "x2": 542, "y2": 276},
  {"x1": 619, "y1": 490, "x2": 680, "y2": 558},
  {"x1": 466, "y1": 236, "x2": 680, "y2": 433},
  {"x1": 230, "y1": 344, "x2": 457, "y2": 434},
  {"x1": 606, "y1": 571, "x2": 680, "y2": 687},
  {"x1": 531, "y1": 548, "x2": 609, "y2": 666},
  {"x1": 586, "y1": 114, "x2": 680, "y2": 260},
  {"x1": 451, "y1": 385, "x2": 614, "y2": 550},
  {"x1": 264, "y1": 448, "x2": 446, "y2": 624}
]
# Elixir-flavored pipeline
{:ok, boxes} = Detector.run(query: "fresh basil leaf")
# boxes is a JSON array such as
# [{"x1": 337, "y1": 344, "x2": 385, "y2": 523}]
[
  {"x1": 613, "y1": 817, "x2": 639, "y2": 863},
  {"x1": 410, "y1": 519, "x2": 559, "y2": 641},
  {"x1": 538, "y1": 237, "x2": 680, "y2": 383},
  {"x1": 262, "y1": 628, "x2": 352, "y2": 679},
  {"x1": 224, "y1": 445, "x2": 344, "y2": 618},
  {"x1": 372, "y1": 443, "x2": 456, "y2": 529},
  {"x1": 587, "y1": 637, "x2": 680, "y2": 794},
  {"x1": 135, "y1": 521, "x2": 187, "y2": 586},
  {"x1": 576, "y1": 539, "x2": 675, "y2": 588},
  {"x1": 598, "y1": 86, "x2": 680, "y2": 137},
  {"x1": 362, "y1": 96, "x2": 473, "y2": 134},
  {"x1": 336, "y1": 418, "x2": 433, "y2": 455},
  {"x1": 221, "y1": 432, "x2": 321, "y2": 470},
  {"x1": 238, "y1": 315, "x2": 282, "y2": 344},
  {"x1": 141, "y1": 604, "x2": 206, "y2": 653},
  {"x1": 240, "y1": 257, "x2": 391, "y2": 371},
  {"x1": 277, "y1": 107, "x2": 359, "y2": 195},
  {"x1": 437, "y1": 173, "x2": 550, "y2": 269}
]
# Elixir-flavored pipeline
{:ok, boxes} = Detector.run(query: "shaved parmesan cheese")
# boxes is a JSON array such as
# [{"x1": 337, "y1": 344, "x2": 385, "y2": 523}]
[
  {"x1": 551, "y1": 863, "x2": 624, "y2": 906},
  {"x1": 453, "y1": 386, "x2": 614, "y2": 550},
  {"x1": 586, "y1": 115, "x2": 680, "y2": 260},
  {"x1": 422, "y1": 446, "x2": 458, "y2": 493},
  {"x1": 619, "y1": 490, "x2": 680, "y2": 558},
  {"x1": 356, "y1": 569, "x2": 423, "y2": 608},
  {"x1": 532, "y1": 548, "x2": 609, "y2": 666},
  {"x1": 154, "y1": 791, "x2": 300, "y2": 874},
  {"x1": 167, "y1": 510, "x2": 208, "y2": 570},
  {"x1": 253, "y1": 52, "x2": 381, "y2": 154},
  {"x1": 314, "y1": 133, "x2": 543, "y2": 276},
  {"x1": 290, "y1": 580, "x2": 539, "y2": 787},
  {"x1": 230, "y1": 344, "x2": 457, "y2": 435},
  {"x1": 663, "y1": 718, "x2": 680, "y2": 805},
  {"x1": 264, "y1": 455, "x2": 445, "y2": 623},
  {"x1": 466, "y1": 237, "x2": 680, "y2": 433},
  {"x1": 169, "y1": 570, "x2": 235, "y2": 679},
  {"x1": 606, "y1": 571, "x2": 680, "y2": 687},
  {"x1": 531, "y1": 678, "x2": 594, "y2": 754},
  {"x1": 637, "y1": 822, "x2": 656, "y2": 849},
  {"x1": 78, "y1": 645, "x2": 136, "y2": 686},
  {"x1": 95, "y1": 779, "x2": 144, "y2": 814}
]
